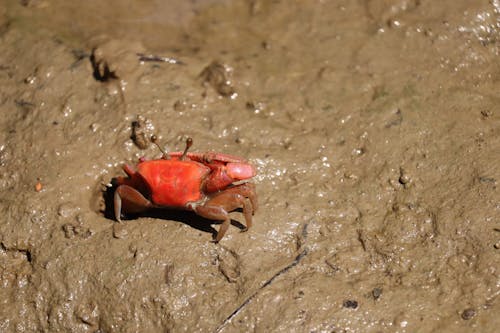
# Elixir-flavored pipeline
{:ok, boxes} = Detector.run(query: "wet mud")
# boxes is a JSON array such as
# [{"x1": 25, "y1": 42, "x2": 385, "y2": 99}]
[{"x1": 0, "y1": 0, "x2": 499, "y2": 332}]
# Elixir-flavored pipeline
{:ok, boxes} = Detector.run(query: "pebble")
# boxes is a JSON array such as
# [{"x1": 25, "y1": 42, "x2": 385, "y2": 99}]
[
  {"x1": 461, "y1": 308, "x2": 476, "y2": 320},
  {"x1": 372, "y1": 287, "x2": 383, "y2": 300},
  {"x1": 343, "y1": 300, "x2": 358, "y2": 309}
]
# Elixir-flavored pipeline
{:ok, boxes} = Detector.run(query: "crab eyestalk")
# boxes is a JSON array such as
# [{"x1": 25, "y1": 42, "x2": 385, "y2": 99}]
[
  {"x1": 150, "y1": 135, "x2": 170, "y2": 160},
  {"x1": 181, "y1": 137, "x2": 193, "y2": 160}
]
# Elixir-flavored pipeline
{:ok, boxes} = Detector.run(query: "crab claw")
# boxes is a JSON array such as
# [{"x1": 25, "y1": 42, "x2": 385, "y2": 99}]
[
  {"x1": 226, "y1": 162, "x2": 256, "y2": 180},
  {"x1": 204, "y1": 162, "x2": 256, "y2": 193}
]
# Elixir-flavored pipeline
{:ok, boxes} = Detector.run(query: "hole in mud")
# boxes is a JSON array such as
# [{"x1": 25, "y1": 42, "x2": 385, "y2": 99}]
[
  {"x1": 23, "y1": 249, "x2": 32, "y2": 263},
  {"x1": 89, "y1": 49, "x2": 118, "y2": 82}
]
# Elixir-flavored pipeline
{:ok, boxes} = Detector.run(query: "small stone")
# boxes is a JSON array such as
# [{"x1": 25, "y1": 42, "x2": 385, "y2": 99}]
[
  {"x1": 343, "y1": 300, "x2": 358, "y2": 309},
  {"x1": 352, "y1": 147, "x2": 365, "y2": 156},
  {"x1": 372, "y1": 287, "x2": 382, "y2": 300},
  {"x1": 199, "y1": 61, "x2": 235, "y2": 97},
  {"x1": 35, "y1": 181, "x2": 43, "y2": 192},
  {"x1": 399, "y1": 167, "x2": 411, "y2": 185},
  {"x1": 461, "y1": 308, "x2": 476, "y2": 320},
  {"x1": 131, "y1": 115, "x2": 155, "y2": 150}
]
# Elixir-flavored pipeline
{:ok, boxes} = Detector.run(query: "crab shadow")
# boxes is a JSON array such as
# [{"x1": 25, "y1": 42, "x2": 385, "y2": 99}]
[{"x1": 102, "y1": 185, "x2": 246, "y2": 240}]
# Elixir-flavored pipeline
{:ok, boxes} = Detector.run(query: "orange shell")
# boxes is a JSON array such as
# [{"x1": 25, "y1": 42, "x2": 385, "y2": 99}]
[{"x1": 137, "y1": 159, "x2": 210, "y2": 207}]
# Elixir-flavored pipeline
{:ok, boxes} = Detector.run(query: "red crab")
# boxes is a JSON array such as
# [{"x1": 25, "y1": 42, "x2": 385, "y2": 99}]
[{"x1": 112, "y1": 137, "x2": 258, "y2": 242}]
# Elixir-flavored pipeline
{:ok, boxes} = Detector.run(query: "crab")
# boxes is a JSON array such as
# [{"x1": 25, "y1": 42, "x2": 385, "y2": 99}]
[{"x1": 112, "y1": 136, "x2": 258, "y2": 242}]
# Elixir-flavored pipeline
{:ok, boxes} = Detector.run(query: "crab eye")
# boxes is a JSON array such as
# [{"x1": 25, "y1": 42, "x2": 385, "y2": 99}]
[{"x1": 226, "y1": 162, "x2": 256, "y2": 180}]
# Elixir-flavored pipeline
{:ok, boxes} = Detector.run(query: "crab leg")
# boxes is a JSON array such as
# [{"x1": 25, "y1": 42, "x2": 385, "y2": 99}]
[
  {"x1": 114, "y1": 185, "x2": 153, "y2": 222},
  {"x1": 230, "y1": 182, "x2": 258, "y2": 213},
  {"x1": 193, "y1": 183, "x2": 256, "y2": 242}
]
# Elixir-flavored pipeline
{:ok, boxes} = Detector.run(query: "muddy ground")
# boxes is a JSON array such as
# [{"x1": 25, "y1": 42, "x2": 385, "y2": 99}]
[{"x1": 0, "y1": 0, "x2": 499, "y2": 332}]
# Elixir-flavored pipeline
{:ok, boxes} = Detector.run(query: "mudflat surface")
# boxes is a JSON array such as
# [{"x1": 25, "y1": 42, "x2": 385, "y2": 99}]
[{"x1": 0, "y1": 1, "x2": 499, "y2": 332}]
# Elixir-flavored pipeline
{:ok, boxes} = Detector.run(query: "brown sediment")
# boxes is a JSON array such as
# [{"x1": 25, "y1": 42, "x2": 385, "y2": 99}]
[{"x1": 0, "y1": 0, "x2": 499, "y2": 332}]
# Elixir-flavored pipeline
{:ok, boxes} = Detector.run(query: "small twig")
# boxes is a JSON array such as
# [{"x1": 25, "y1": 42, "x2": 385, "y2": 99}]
[
  {"x1": 214, "y1": 223, "x2": 309, "y2": 332},
  {"x1": 136, "y1": 53, "x2": 185, "y2": 65}
]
